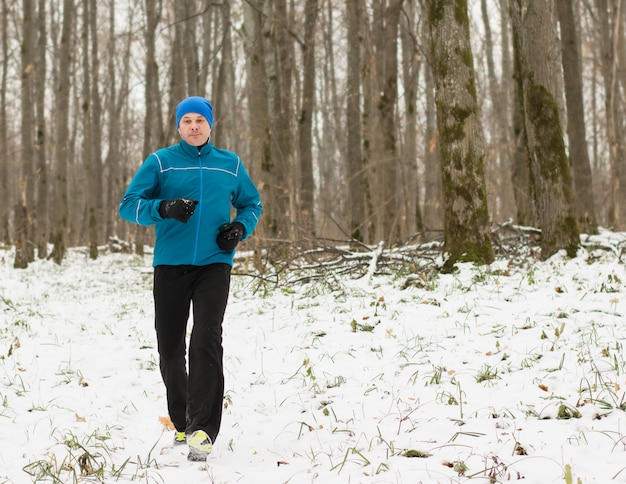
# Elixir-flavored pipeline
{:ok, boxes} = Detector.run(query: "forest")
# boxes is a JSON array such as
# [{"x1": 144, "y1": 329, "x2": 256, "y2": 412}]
[{"x1": 1, "y1": 0, "x2": 622, "y2": 268}]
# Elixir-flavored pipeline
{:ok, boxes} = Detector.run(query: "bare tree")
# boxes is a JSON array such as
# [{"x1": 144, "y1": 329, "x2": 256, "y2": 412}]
[
  {"x1": 480, "y1": 0, "x2": 516, "y2": 223},
  {"x1": 243, "y1": 0, "x2": 270, "y2": 269},
  {"x1": 83, "y1": 0, "x2": 102, "y2": 259},
  {"x1": 378, "y1": 0, "x2": 402, "y2": 244},
  {"x1": 50, "y1": 0, "x2": 75, "y2": 264},
  {"x1": 426, "y1": 0, "x2": 494, "y2": 269},
  {"x1": 297, "y1": 0, "x2": 318, "y2": 235},
  {"x1": 0, "y1": 0, "x2": 8, "y2": 244},
  {"x1": 143, "y1": 0, "x2": 163, "y2": 158},
  {"x1": 346, "y1": 0, "x2": 366, "y2": 241},
  {"x1": 15, "y1": 0, "x2": 37, "y2": 268},
  {"x1": 422, "y1": 13, "x2": 442, "y2": 232},
  {"x1": 34, "y1": 0, "x2": 47, "y2": 258},
  {"x1": 317, "y1": 1, "x2": 345, "y2": 239},
  {"x1": 399, "y1": 0, "x2": 422, "y2": 237},
  {"x1": 510, "y1": 29, "x2": 534, "y2": 226},
  {"x1": 556, "y1": 0, "x2": 597, "y2": 233},
  {"x1": 164, "y1": 2, "x2": 187, "y2": 145},
  {"x1": 510, "y1": 0, "x2": 579, "y2": 258},
  {"x1": 261, "y1": 0, "x2": 294, "y2": 240},
  {"x1": 214, "y1": 2, "x2": 236, "y2": 147},
  {"x1": 360, "y1": 0, "x2": 403, "y2": 245},
  {"x1": 595, "y1": 0, "x2": 624, "y2": 228}
]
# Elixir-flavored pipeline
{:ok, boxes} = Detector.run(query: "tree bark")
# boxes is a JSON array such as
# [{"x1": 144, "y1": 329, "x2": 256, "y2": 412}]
[
  {"x1": 50, "y1": 0, "x2": 74, "y2": 265},
  {"x1": 399, "y1": 0, "x2": 422, "y2": 238},
  {"x1": 15, "y1": 0, "x2": 37, "y2": 268},
  {"x1": 214, "y1": 2, "x2": 236, "y2": 147},
  {"x1": 346, "y1": 0, "x2": 366, "y2": 241},
  {"x1": 595, "y1": 0, "x2": 622, "y2": 228},
  {"x1": 243, "y1": 0, "x2": 270, "y2": 269},
  {"x1": 35, "y1": 0, "x2": 47, "y2": 258},
  {"x1": 510, "y1": 0, "x2": 580, "y2": 258},
  {"x1": 378, "y1": 0, "x2": 402, "y2": 245},
  {"x1": 297, "y1": 0, "x2": 318, "y2": 236},
  {"x1": 262, "y1": 0, "x2": 293, "y2": 240},
  {"x1": 427, "y1": 0, "x2": 494, "y2": 269},
  {"x1": 422, "y1": 14, "x2": 442, "y2": 232},
  {"x1": 317, "y1": 1, "x2": 344, "y2": 239},
  {"x1": 481, "y1": 0, "x2": 516, "y2": 223},
  {"x1": 0, "y1": 0, "x2": 8, "y2": 244},
  {"x1": 556, "y1": 0, "x2": 597, "y2": 233},
  {"x1": 510, "y1": 20, "x2": 534, "y2": 226},
  {"x1": 83, "y1": 0, "x2": 100, "y2": 259}
]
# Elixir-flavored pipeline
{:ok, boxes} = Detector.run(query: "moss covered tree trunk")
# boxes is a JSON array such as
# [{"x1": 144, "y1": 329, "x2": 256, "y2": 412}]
[
  {"x1": 426, "y1": 0, "x2": 494, "y2": 270},
  {"x1": 510, "y1": 0, "x2": 580, "y2": 258}
]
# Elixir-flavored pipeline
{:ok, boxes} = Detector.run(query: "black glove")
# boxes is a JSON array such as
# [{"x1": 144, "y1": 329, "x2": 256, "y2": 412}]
[
  {"x1": 217, "y1": 222, "x2": 245, "y2": 251},
  {"x1": 159, "y1": 198, "x2": 198, "y2": 223}
]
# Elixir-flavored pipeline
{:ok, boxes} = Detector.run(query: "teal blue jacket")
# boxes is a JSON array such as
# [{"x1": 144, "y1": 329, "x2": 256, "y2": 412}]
[{"x1": 119, "y1": 140, "x2": 262, "y2": 267}]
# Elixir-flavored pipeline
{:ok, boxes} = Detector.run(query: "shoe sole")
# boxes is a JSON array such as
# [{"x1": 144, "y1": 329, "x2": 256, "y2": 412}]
[
  {"x1": 187, "y1": 430, "x2": 212, "y2": 461},
  {"x1": 187, "y1": 446, "x2": 209, "y2": 461}
]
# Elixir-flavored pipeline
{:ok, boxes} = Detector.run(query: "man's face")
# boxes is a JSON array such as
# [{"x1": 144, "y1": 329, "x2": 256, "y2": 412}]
[{"x1": 178, "y1": 113, "x2": 211, "y2": 146}]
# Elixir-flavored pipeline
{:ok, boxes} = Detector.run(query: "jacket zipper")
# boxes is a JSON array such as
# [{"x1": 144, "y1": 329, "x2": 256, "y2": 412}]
[{"x1": 192, "y1": 148, "x2": 203, "y2": 264}]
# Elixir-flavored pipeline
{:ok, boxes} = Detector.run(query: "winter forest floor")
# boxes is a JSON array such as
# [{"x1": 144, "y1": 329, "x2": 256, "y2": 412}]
[{"x1": 1, "y1": 227, "x2": 626, "y2": 483}]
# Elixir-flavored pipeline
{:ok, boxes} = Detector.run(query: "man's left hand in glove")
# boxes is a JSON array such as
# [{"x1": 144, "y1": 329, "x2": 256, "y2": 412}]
[{"x1": 217, "y1": 222, "x2": 245, "y2": 251}]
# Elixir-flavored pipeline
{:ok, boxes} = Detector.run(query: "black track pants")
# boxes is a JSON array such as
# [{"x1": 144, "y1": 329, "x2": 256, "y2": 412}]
[{"x1": 153, "y1": 263, "x2": 231, "y2": 442}]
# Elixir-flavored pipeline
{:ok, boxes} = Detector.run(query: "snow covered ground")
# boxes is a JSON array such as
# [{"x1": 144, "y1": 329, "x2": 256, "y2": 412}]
[{"x1": 1, "y1": 230, "x2": 625, "y2": 483}]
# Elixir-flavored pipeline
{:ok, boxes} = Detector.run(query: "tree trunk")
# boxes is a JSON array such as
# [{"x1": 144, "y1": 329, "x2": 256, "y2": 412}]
[
  {"x1": 104, "y1": 0, "x2": 121, "y2": 241},
  {"x1": 378, "y1": 0, "x2": 402, "y2": 245},
  {"x1": 35, "y1": 0, "x2": 47, "y2": 258},
  {"x1": 362, "y1": 1, "x2": 387, "y2": 244},
  {"x1": 481, "y1": 0, "x2": 516, "y2": 223},
  {"x1": 317, "y1": 1, "x2": 344, "y2": 239},
  {"x1": 15, "y1": 0, "x2": 37, "y2": 268},
  {"x1": 298, "y1": 0, "x2": 318, "y2": 235},
  {"x1": 136, "y1": 0, "x2": 163, "y2": 256},
  {"x1": 143, "y1": 0, "x2": 162, "y2": 158},
  {"x1": 510, "y1": 0, "x2": 580, "y2": 258},
  {"x1": 556, "y1": 0, "x2": 597, "y2": 233},
  {"x1": 346, "y1": 0, "x2": 366, "y2": 241},
  {"x1": 427, "y1": 0, "x2": 494, "y2": 269},
  {"x1": 0, "y1": 0, "x2": 8, "y2": 244},
  {"x1": 83, "y1": 0, "x2": 99, "y2": 260},
  {"x1": 400, "y1": 0, "x2": 422, "y2": 238},
  {"x1": 165, "y1": 2, "x2": 186, "y2": 145},
  {"x1": 243, "y1": 0, "x2": 270, "y2": 269},
  {"x1": 510, "y1": 24, "x2": 535, "y2": 226},
  {"x1": 498, "y1": 0, "x2": 517, "y2": 222},
  {"x1": 422, "y1": 14, "x2": 442, "y2": 232},
  {"x1": 50, "y1": 0, "x2": 74, "y2": 265},
  {"x1": 262, "y1": 0, "x2": 293, "y2": 240},
  {"x1": 214, "y1": 2, "x2": 236, "y2": 147},
  {"x1": 183, "y1": 1, "x2": 199, "y2": 95},
  {"x1": 615, "y1": 5, "x2": 626, "y2": 229},
  {"x1": 595, "y1": 0, "x2": 622, "y2": 228}
]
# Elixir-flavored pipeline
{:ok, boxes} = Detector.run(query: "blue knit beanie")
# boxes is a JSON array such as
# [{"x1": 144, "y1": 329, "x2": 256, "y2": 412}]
[{"x1": 175, "y1": 96, "x2": 214, "y2": 128}]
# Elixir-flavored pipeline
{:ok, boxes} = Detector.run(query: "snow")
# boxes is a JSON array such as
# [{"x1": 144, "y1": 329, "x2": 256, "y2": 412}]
[{"x1": 1, "y1": 230, "x2": 625, "y2": 483}]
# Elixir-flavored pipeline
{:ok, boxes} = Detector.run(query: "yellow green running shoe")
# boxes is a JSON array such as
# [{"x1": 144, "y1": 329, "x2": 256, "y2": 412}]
[
  {"x1": 187, "y1": 430, "x2": 212, "y2": 461},
  {"x1": 173, "y1": 431, "x2": 186, "y2": 446}
]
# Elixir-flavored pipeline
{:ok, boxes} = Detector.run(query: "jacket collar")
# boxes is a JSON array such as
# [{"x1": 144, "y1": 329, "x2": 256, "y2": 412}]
[{"x1": 179, "y1": 139, "x2": 213, "y2": 156}]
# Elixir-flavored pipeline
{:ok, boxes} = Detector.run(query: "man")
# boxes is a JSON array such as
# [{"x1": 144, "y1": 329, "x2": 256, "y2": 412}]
[{"x1": 119, "y1": 96, "x2": 262, "y2": 461}]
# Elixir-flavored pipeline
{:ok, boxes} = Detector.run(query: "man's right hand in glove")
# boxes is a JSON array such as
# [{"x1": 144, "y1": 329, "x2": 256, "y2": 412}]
[{"x1": 158, "y1": 198, "x2": 199, "y2": 223}]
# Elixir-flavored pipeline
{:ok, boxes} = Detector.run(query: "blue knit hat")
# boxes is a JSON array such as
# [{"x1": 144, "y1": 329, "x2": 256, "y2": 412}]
[{"x1": 175, "y1": 96, "x2": 214, "y2": 128}]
